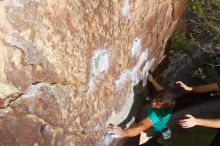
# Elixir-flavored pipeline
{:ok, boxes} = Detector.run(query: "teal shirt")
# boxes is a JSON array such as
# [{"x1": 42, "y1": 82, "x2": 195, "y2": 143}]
[{"x1": 146, "y1": 107, "x2": 172, "y2": 131}]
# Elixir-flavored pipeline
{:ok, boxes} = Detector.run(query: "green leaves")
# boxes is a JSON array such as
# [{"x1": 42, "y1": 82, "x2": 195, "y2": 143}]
[
  {"x1": 184, "y1": 0, "x2": 220, "y2": 82},
  {"x1": 170, "y1": 32, "x2": 196, "y2": 56},
  {"x1": 189, "y1": 0, "x2": 220, "y2": 41}
]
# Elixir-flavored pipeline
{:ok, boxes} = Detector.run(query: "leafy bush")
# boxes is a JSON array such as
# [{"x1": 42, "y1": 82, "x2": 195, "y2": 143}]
[
  {"x1": 169, "y1": 1, "x2": 220, "y2": 82},
  {"x1": 168, "y1": 0, "x2": 220, "y2": 82},
  {"x1": 189, "y1": 0, "x2": 220, "y2": 42},
  {"x1": 170, "y1": 32, "x2": 196, "y2": 55}
]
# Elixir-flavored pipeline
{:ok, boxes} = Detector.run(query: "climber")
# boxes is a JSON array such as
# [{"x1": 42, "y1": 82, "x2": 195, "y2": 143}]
[
  {"x1": 176, "y1": 81, "x2": 220, "y2": 146},
  {"x1": 107, "y1": 73, "x2": 175, "y2": 145}
]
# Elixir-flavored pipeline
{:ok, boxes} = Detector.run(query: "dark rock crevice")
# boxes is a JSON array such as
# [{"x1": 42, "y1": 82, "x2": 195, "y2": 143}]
[{"x1": 0, "y1": 92, "x2": 22, "y2": 109}]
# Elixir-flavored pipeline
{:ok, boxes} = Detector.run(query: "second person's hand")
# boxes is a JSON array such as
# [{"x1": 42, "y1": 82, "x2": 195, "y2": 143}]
[
  {"x1": 179, "y1": 114, "x2": 198, "y2": 128},
  {"x1": 176, "y1": 81, "x2": 193, "y2": 91}
]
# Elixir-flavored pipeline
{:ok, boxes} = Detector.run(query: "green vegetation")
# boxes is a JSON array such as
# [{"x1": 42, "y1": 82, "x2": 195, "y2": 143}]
[
  {"x1": 170, "y1": 32, "x2": 196, "y2": 55},
  {"x1": 189, "y1": 0, "x2": 220, "y2": 42},
  {"x1": 189, "y1": 0, "x2": 220, "y2": 81},
  {"x1": 170, "y1": 0, "x2": 220, "y2": 82}
]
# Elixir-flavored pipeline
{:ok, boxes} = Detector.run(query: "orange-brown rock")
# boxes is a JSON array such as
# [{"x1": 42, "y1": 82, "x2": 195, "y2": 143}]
[{"x1": 0, "y1": 0, "x2": 187, "y2": 145}]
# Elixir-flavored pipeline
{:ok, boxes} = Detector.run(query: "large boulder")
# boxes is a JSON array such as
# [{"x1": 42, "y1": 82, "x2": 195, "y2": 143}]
[{"x1": 0, "y1": 0, "x2": 187, "y2": 145}]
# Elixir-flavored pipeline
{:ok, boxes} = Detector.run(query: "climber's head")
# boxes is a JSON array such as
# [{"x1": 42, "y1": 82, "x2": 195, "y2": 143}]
[{"x1": 151, "y1": 90, "x2": 175, "y2": 109}]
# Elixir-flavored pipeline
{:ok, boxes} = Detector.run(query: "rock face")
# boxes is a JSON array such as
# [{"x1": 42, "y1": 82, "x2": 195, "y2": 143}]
[{"x1": 0, "y1": 0, "x2": 187, "y2": 145}]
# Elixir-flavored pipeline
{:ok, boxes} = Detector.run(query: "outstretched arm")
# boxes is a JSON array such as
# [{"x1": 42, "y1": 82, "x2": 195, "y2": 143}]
[
  {"x1": 108, "y1": 117, "x2": 153, "y2": 138},
  {"x1": 148, "y1": 73, "x2": 164, "y2": 92},
  {"x1": 179, "y1": 114, "x2": 220, "y2": 128},
  {"x1": 176, "y1": 81, "x2": 220, "y2": 93}
]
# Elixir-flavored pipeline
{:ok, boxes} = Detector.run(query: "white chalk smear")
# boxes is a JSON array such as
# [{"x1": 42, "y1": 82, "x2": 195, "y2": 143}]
[
  {"x1": 110, "y1": 49, "x2": 155, "y2": 125},
  {"x1": 91, "y1": 49, "x2": 110, "y2": 76},
  {"x1": 115, "y1": 69, "x2": 130, "y2": 91},
  {"x1": 34, "y1": 143, "x2": 39, "y2": 146},
  {"x1": 5, "y1": 0, "x2": 24, "y2": 9},
  {"x1": 131, "y1": 37, "x2": 141, "y2": 59},
  {"x1": 142, "y1": 58, "x2": 155, "y2": 86},
  {"x1": 131, "y1": 51, "x2": 149, "y2": 85},
  {"x1": 121, "y1": 0, "x2": 132, "y2": 18},
  {"x1": 87, "y1": 49, "x2": 111, "y2": 95}
]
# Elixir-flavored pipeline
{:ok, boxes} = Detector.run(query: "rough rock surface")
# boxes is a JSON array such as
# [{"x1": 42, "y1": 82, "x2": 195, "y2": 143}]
[{"x1": 0, "y1": 0, "x2": 187, "y2": 145}]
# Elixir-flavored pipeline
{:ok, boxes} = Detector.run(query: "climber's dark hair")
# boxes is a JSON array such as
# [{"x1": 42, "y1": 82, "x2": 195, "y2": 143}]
[{"x1": 154, "y1": 89, "x2": 175, "y2": 109}]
